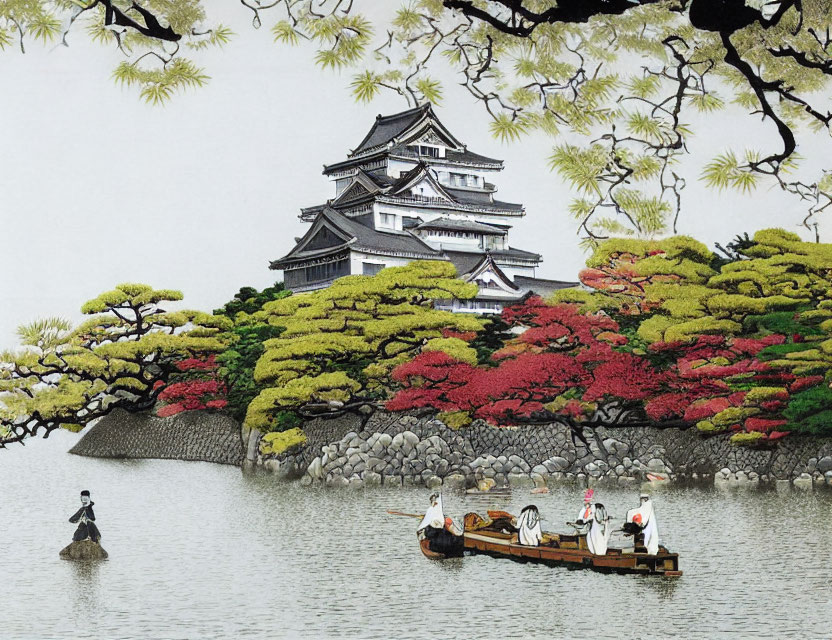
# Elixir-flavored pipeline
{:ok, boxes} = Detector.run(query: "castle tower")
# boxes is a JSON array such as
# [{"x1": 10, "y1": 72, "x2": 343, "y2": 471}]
[{"x1": 271, "y1": 103, "x2": 575, "y2": 312}]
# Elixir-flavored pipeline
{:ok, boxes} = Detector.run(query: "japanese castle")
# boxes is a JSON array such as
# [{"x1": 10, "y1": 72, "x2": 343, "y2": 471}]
[{"x1": 271, "y1": 103, "x2": 576, "y2": 313}]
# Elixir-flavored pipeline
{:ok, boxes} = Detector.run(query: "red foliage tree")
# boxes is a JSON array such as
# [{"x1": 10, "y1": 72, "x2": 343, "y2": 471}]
[
  {"x1": 642, "y1": 334, "x2": 799, "y2": 441},
  {"x1": 578, "y1": 249, "x2": 678, "y2": 315},
  {"x1": 155, "y1": 355, "x2": 227, "y2": 417},
  {"x1": 390, "y1": 299, "x2": 670, "y2": 430}
]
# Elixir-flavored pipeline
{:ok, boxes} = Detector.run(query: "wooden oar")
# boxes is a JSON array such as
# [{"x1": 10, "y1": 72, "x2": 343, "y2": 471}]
[{"x1": 387, "y1": 510, "x2": 423, "y2": 519}]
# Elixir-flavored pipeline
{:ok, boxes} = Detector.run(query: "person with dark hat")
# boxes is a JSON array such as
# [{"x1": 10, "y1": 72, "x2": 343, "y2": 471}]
[
  {"x1": 69, "y1": 490, "x2": 101, "y2": 544},
  {"x1": 517, "y1": 505, "x2": 542, "y2": 546}
]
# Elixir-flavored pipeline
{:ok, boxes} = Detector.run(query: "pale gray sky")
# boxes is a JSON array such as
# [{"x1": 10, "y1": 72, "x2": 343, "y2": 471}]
[{"x1": 1, "y1": 2, "x2": 828, "y2": 348}]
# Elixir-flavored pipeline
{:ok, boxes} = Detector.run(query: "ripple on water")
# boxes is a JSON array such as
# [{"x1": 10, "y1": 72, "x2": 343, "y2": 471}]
[{"x1": 2, "y1": 431, "x2": 832, "y2": 639}]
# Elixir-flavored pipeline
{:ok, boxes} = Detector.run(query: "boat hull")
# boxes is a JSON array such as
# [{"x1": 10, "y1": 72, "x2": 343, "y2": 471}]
[
  {"x1": 419, "y1": 538, "x2": 447, "y2": 559},
  {"x1": 462, "y1": 530, "x2": 682, "y2": 576},
  {"x1": 419, "y1": 536, "x2": 465, "y2": 559}
]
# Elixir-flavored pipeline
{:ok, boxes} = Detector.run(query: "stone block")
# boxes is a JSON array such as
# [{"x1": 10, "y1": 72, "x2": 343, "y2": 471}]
[
  {"x1": 794, "y1": 473, "x2": 813, "y2": 490},
  {"x1": 425, "y1": 476, "x2": 442, "y2": 489},
  {"x1": 508, "y1": 473, "x2": 533, "y2": 488},
  {"x1": 647, "y1": 458, "x2": 667, "y2": 473},
  {"x1": 443, "y1": 474, "x2": 467, "y2": 490},
  {"x1": 326, "y1": 475, "x2": 349, "y2": 488},
  {"x1": 383, "y1": 475, "x2": 403, "y2": 488},
  {"x1": 377, "y1": 433, "x2": 393, "y2": 448},
  {"x1": 364, "y1": 472, "x2": 382, "y2": 487},
  {"x1": 59, "y1": 540, "x2": 108, "y2": 560},
  {"x1": 307, "y1": 456, "x2": 323, "y2": 480}
]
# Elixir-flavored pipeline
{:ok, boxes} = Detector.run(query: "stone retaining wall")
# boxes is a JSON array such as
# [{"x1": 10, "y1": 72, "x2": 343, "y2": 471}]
[
  {"x1": 70, "y1": 407, "x2": 832, "y2": 488},
  {"x1": 256, "y1": 411, "x2": 832, "y2": 489},
  {"x1": 70, "y1": 408, "x2": 244, "y2": 466}
]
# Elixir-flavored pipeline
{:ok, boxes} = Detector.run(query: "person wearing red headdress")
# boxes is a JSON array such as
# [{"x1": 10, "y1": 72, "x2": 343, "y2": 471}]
[
  {"x1": 577, "y1": 488, "x2": 595, "y2": 526},
  {"x1": 576, "y1": 488, "x2": 610, "y2": 555}
]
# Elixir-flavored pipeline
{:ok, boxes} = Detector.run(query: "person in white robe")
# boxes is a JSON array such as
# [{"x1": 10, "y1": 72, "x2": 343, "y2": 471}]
[
  {"x1": 576, "y1": 489, "x2": 610, "y2": 555},
  {"x1": 417, "y1": 493, "x2": 444, "y2": 533},
  {"x1": 625, "y1": 493, "x2": 660, "y2": 555},
  {"x1": 517, "y1": 505, "x2": 542, "y2": 546},
  {"x1": 586, "y1": 502, "x2": 611, "y2": 555}
]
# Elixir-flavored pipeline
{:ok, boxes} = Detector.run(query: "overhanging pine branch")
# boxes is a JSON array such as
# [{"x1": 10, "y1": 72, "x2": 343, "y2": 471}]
[{"x1": 99, "y1": 0, "x2": 181, "y2": 42}]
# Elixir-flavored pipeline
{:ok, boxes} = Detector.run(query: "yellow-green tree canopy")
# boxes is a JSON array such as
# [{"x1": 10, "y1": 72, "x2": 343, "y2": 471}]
[
  {"x1": 244, "y1": 261, "x2": 481, "y2": 430},
  {"x1": 574, "y1": 235, "x2": 717, "y2": 316},
  {"x1": 0, "y1": 284, "x2": 229, "y2": 446},
  {"x1": 576, "y1": 229, "x2": 832, "y2": 346}
]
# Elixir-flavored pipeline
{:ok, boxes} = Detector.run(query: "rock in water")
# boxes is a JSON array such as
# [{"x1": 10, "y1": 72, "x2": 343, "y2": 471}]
[{"x1": 59, "y1": 539, "x2": 108, "y2": 560}]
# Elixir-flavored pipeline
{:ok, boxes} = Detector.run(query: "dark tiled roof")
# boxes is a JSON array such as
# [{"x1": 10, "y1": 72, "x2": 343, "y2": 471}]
[
  {"x1": 415, "y1": 217, "x2": 506, "y2": 235},
  {"x1": 444, "y1": 187, "x2": 523, "y2": 212},
  {"x1": 443, "y1": 250, "x2": 489, "y2": 275},
  {"x1": 323, "y1": 154, "x2": 384, "y2": 176},
  {"x1": 463, "y1": 253, "x2": 519, "y2": 289},
  {"x1": 514, "y1": 276, "x2": 580, "y2": 297},
  {"x1": 366, "y1": 171, "x2": 397, "y2": 187},
  {"x1": 444, "y1": 248, "x2": 542, "y2": 277},
  {"x1": 389, "y1": 162, "x2": 430, "y2": 192},
  {"x1": 323, "y1": 208, "x2": 440, "y2": 257},
  {"x1": 443, "y1": 187, "x2": 493, "y2": 205},
  {"x1": 444, "y1": 148, "x2": 503, "y2": 167},
  {"x1": 272, "y1": 207, "x2": 441, "y2": 269},
  {"x1": 491, "y1": 247, "x2": 540, "y2": 261},
  {"x1": 492, "y1": 247, "x2": 542, "y2": 262},
  {"x1": 491, "y1": 199, "x2": 524, "y2": 212},
  {"x1": 351, "y1": 104, "x2": 432, "y2": 156}
]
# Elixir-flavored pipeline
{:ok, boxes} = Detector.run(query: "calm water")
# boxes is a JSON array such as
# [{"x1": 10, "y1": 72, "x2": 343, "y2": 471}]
[{"x1": 2, "y1": 431, "x2": 832, "y2": 640}]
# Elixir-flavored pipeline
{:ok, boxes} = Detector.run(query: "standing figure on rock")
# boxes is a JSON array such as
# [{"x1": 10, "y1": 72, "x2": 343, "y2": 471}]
[
  {"x1": 69, "y1": 490, "x2": 101, "y2": 544},
  {"x1": 625, "y1": 493, "x2": 660, "y2": 555}
]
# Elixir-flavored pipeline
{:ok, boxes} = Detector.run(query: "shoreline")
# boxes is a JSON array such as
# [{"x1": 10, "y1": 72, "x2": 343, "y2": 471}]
[{"x1": 71, "y1": 408, "x2": 832, "y2": 490}]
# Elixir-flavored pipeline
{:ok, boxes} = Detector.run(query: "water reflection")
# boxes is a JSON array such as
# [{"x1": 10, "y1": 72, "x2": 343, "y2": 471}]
[
  {"x1": 639, "y1": 575, "x2": 680, "y2": 600},
  {"x1": 66, "y1": 559, "x2": 102, "y2": 608}
]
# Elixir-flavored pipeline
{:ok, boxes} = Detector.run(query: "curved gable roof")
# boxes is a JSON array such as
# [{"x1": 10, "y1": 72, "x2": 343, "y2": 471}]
[
  {"x1": 351, "y1": 104, "x2": 431, "y2": 156},
  {"x1": 349, "y1": 103, "x2": 464, "y2": 157}
]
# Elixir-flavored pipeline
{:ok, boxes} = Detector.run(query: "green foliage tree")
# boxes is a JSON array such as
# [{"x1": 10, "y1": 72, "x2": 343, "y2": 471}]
[
  {"x1": 624, "y1": 229, "x2": 832, "y2": 344},
  {"x1": 214, "y1": 282, "x2": 291, "y2": 423},
  {"x1": 0, "y1": 284, "x2": 229, "y2": 446},
  {"x1": 214, "y1": 282, "x2": 288, "y2": 320},
  {"x1": 6, "y1": 1, "x2": 830, "y2": 242},
  {"x1": 244, "y1": 261, "x2": 482, "y2": 431}
]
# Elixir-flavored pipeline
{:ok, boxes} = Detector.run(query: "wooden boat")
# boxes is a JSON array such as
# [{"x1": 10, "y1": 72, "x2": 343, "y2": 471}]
[
  {"x1": 419, "y1": 537, "x2": 451, "y2": 559},
  {"x1": 418, "y1": 511, "x2": 682, "y2": 576}
]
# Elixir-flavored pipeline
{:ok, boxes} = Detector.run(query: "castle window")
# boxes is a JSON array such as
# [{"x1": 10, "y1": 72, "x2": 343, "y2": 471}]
[
  {"x1": 407, "y1": 144, "x2": 440, "y2": 158},
  {"x1": 286, "y1": 259, "x2": 349, "y2": 287},
  {"x1": 362, "y1": 262, "x2": 385, "y2": 276},
  {"x1": 379, "y1": 213, "x2": 396, "y2": 228}
]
